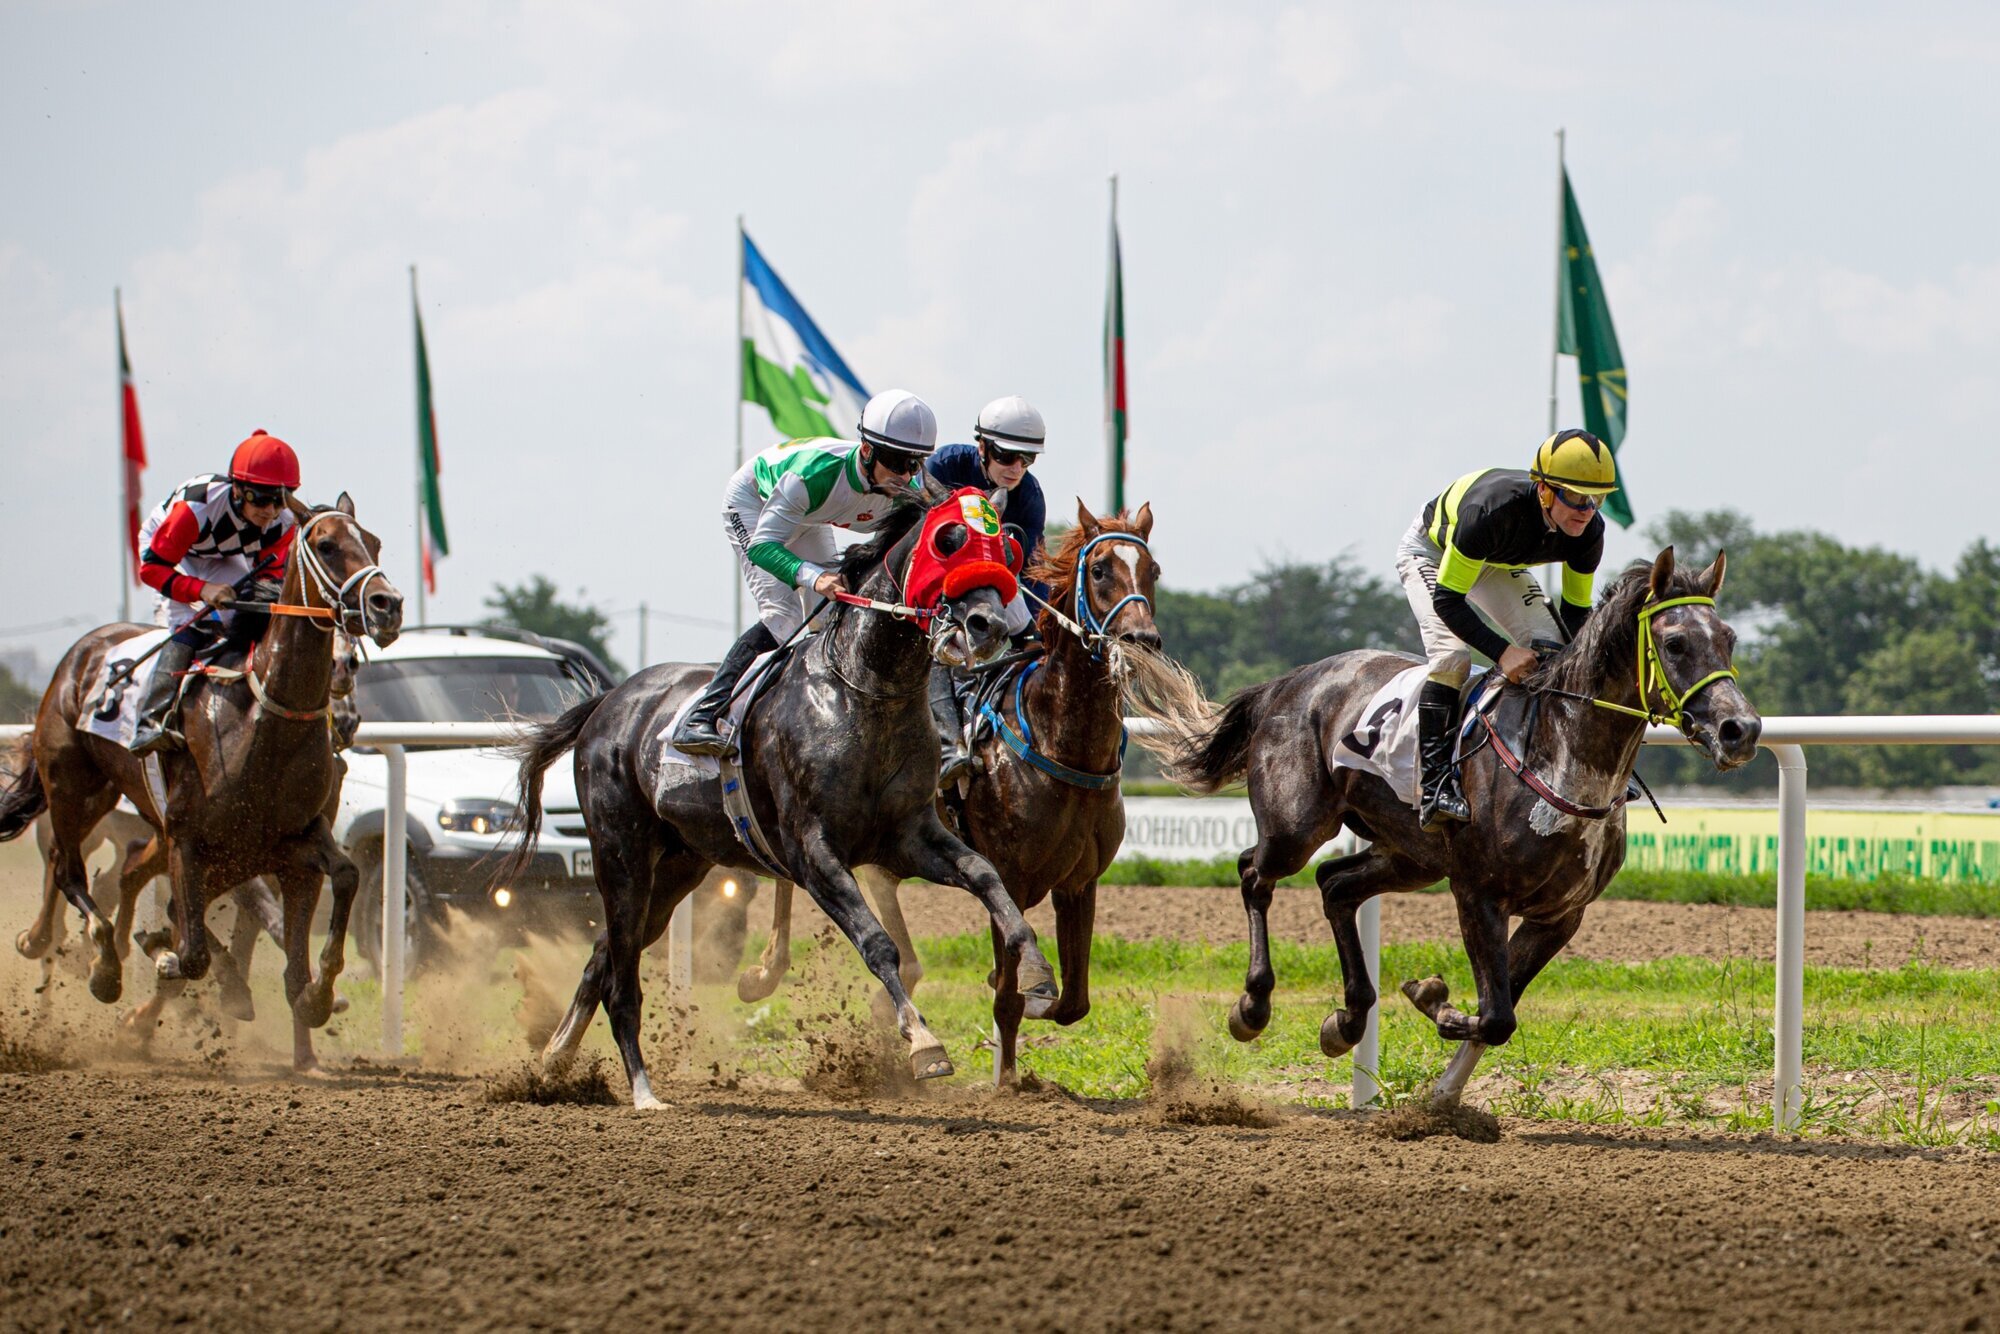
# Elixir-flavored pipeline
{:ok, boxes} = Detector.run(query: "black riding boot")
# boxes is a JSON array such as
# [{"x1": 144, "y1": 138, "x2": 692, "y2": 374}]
[
  {"x1": 930, "y1": 667, "x2": 974, "y2": 787},
  {"x1": 1417, "y1": 678, "x2": 1470, "y2": 829},
  {"x1": 129, "y1": 637, "x2": 198, "y2": 755},
  {"x1": 672, "y1": 623, "x2": 780, "y2": 758}
]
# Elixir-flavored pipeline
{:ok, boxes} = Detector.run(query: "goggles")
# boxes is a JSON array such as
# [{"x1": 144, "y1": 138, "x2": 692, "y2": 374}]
[
  {"x1": 985, "y1": 445, "x2": 1037, "y2": 468},
  {"x1": 236, "y1": 483, "x2": 289, "y2": 508},
  {"x1": 1548, "y1": 484, "x2": 1603, "y2": 513},
  {"x1": 869, "y1": 446, "x2": 925, "y2": 477}
]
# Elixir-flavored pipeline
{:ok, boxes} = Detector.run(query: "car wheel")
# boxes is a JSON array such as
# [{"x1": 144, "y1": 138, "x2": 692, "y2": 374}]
[{"x1": 348, "y1": 840, "x2": 437, "y2": 977}]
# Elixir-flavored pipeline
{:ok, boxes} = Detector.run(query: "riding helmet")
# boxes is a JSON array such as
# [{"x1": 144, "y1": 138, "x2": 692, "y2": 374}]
[
  {"x1": 857, "y1": 390, "x2": 938, "y2": 456},
  {"x1": 229, "y1": 429, "x2": 302, "y2": 489},
  {"x1": 973, "y1": 396, "x2": 1046, "y2": 455},
  {"x1": 1529, "y1": 428, "x2": 1618, "y2": 495}
]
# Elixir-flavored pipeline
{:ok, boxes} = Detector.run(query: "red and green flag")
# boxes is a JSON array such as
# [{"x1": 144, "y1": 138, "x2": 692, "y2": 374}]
[
  {"x1": 412, "y1": 268, "x2": 447, "y2": 594},
  {"x1": 117, "y1": 289, "x2": 147, "y2": 584},
  {"x1": 1103, "y1": 177, "x2": 1127, "y2": 514}
]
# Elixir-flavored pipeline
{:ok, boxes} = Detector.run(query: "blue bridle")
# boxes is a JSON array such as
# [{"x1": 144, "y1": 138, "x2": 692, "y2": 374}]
[{"x1": 1070, "y1": 532, "x2": 1154, "y2": 660}]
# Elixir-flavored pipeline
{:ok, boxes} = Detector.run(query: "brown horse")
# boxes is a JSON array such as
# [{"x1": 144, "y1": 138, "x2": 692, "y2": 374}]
[
  {"x1": 0, "y1": 495, "x2": 400, "y2": 1070},
  {"x1": 737, "y1": 502, "x2": 1211, "y2": 1080}
]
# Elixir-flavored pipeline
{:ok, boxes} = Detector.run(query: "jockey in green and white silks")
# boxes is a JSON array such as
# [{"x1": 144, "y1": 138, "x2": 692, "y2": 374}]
[
  {"x1": 1395, "y1": 428, "x2": 1618, "y2": 829},
  {"x1": 671, "y1": 388, "x2": 939, "y2": 758}
]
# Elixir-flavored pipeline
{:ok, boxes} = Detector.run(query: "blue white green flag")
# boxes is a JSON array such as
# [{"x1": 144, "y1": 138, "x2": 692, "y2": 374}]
[{"x1": 740, "y1": 229, "x2": 868, "y2": 442}]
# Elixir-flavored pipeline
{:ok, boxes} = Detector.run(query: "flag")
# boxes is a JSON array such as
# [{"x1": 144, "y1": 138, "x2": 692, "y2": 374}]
[
  {"x1": 740, "y1": 229, "x2": 868, "y2": 442},
  {"x1": 117, "y1": 290, "x2": 147, "y2": 583},
  {"x1": 413, "y1": 272, "x2": 447, "y2": 594},
  {"x1": 1556, "y1": 167, "x2": 1633, "y2": 527},
  {"x1": 1104, "y1": 179, "x2": 1128, "y2": 515}
]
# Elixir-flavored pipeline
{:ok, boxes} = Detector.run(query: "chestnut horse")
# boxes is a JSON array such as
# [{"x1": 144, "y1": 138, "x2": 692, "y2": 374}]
[{"x1": 0, "y1": 495, "x2": 400, "y2": 1070}]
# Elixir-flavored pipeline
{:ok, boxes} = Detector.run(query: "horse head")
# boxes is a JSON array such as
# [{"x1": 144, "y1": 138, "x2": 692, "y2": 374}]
[
  {"x1": 1639, "y1": 546, "x2": 1760, "y2": 770},
  {"x1": 294, "y1": 492, "x2": 404, "y2": 647},
  {"x1": 1044, "y1": 499, "x2": 1162, "y2": 652},
  {"x1": 841, "y1": 476, "x2": 1010, "y2": 668}
]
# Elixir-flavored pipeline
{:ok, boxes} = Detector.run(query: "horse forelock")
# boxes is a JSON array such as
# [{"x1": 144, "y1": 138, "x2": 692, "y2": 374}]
[
  {"x1": 835, "y1": 495, "x2": 926, "y2": 593},
  {"x1": 1527, "y1": 560, "x2": 1715, "y2": 696}
]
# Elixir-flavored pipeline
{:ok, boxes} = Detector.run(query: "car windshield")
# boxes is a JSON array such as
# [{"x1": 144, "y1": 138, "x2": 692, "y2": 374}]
[{"x1": 353, "y1": 657, "x2": 580, "y2": 724}]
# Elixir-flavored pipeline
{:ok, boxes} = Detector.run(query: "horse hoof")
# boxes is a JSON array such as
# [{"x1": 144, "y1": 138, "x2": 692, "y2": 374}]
[
  {"x1": 155, "y1": 951, "x2": 181, "y2": 980},
  {"x1": 910, "y1": 1045, "x2": 955, "y2": 1081},
  {"x1": 330, "y1": 993, "x2": 350, "y2": 1016},
  {"x1": 1022, "y1": 991, "x2": 1056, "y2": 1021},
  {"x1": 735, "y1": 968, "x2": 781, "y2": 1004},
  {"x1": 293, "y1": 986, "x2": 334, "y2": 1030},
  {"x1": 1226, "y1": 995, "x2": 1266, "y2": 1043},
  {"x1": 89, "y1": 965, "x2": 123, "y2": 1005},
  {"x1": 1401, "y1": 975, "x2": 1449, "y2": 1014},
  {"x1": 15, "y1": 930, "x2": 48, "y2": 960},
  {"x1": 220, "y1": 982, "x2": 257, "y2": 1023},
  {"x1": 1318, "y1": 1013, "x2": 1356, "y2": 1059}
]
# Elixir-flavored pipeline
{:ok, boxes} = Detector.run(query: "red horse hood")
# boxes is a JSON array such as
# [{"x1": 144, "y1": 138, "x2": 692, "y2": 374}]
[{"x1": 904, "y1": 488, "x2": 1022, "y2": 612}]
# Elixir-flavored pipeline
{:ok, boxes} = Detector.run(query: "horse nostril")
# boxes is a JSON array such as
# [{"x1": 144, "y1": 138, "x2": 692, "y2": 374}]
[
  {"x1": 368, "y1": 591, "x2": 400, "y2": 615},
  {"x1": 1719, "y1": 717, "x2": 1758, "y2": 750},
  {"x1": 964, "y1": 609, "x2": 997, "y2": 638}
]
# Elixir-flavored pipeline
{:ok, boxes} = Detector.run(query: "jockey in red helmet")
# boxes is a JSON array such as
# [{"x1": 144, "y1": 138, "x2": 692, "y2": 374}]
[{"x1": 129, "y1": 430, "x2": 302, "y2": 753}]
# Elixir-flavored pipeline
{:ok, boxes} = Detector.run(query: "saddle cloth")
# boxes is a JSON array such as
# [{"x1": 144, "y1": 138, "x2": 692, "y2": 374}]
[
  {"x1": 1329, "y1": 664, "x2": 1501, "y2": 811},
  {"x1": 77, "y1": 629, "x2": 172, "y2": 750},
  {"x1": 652, "y1": 646, "x2": 789, "y2": 783}
]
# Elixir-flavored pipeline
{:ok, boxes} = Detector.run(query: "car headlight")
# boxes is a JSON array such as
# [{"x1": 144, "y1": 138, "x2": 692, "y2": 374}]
[{"x1": 437, "y1": 799, "x2": 524, "y2": 835}]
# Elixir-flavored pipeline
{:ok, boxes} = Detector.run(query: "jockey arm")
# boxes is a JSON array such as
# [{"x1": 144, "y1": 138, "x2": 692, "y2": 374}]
[
  {"x1": 138, "y1": 499, "x2": 212, "y2": 605},
  {"x1": 744, "y1": 472, "x2": 830, "y2": 590}
]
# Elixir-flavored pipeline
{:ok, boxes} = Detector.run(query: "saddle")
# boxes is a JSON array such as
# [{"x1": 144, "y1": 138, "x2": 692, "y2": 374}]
[{"x1": 710, "y1": 641, "x2": 799, "y2": 879}]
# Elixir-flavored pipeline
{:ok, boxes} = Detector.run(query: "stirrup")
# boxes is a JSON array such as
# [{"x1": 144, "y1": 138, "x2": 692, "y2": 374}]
[
  {"x1": 673, "y1": 721, "x2": 736, "y2": 758},
  {"x1": 129, "y1": 723, "x2": 184, "y2": 756},
  {"x1": 939, "y1": 747, "x2": 975, "y2": 788},
  {"x1": 1419, "y1": 776, "x2": 1470, "y2": 829}
]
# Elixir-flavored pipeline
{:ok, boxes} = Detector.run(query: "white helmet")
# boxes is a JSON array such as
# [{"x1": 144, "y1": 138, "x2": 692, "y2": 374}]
[
  {"x1": 974, "y1": 395, "x2": 1046, "y2": 455},
  {"x1": 857, "y1": 389, "x2": 938, "y2": 455}
]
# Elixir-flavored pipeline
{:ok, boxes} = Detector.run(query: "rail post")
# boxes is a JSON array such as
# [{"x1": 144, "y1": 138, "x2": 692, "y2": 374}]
[
  {"x1": 1353, "y1": 895, "x2": 1382, "y2": 1109},
  {"x1": 1772, "y1": 743, "x2": 1807, "y2": 1131}
]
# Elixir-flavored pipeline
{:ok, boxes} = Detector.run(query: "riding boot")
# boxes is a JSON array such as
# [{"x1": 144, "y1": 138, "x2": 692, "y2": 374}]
[
  {"x1": 130, "y1": 638, "x2": 198, "y2": 755},
  {"x1": 1417, "y1": 678, "x2": 1471, "y2": 829},
  {"x1": 930, "y1": 667, "x2": 975, "y2": 787},
  {"x1": 672, "y1": 623, "x2": 780, "y2": 757}
]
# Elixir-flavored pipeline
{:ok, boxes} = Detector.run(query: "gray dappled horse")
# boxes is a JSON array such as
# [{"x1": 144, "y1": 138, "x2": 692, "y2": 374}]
[
  {"x1": 1166, "y1": 548, "x2": 1761, "y2": 1105},
  {"x1": 496, "y1": 485, "x2": 1058, "y2": 1108}
]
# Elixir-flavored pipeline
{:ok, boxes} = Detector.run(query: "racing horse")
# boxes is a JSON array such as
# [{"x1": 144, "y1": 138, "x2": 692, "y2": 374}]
[
  {"x1": 1163, "y1": 548, "x2": 1760, "y2": 1104},
  {"x1": 496, "y1": 481, "x2": 1059, "y2": 1107},
  {"x1": 0, "y1": 495, "x2": 401, "y2": 1071},
  {"x1": 738, "y1": 502, "x2": 1213, "y2": 1081}
]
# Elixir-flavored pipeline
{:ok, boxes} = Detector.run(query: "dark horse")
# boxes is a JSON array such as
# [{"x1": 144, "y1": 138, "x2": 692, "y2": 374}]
[
  {"x1": 0, "y1": 495, "x2": 402, "y2": 1071},
  {"x1": 496, "y1": 483, "x2": 1059, "y2": 1108},
  {"x1": 1164, "y1": 548, "x2": 1761, "y2": 1104},
  {"x1": 737, "y1": 501, "x2": 1213, "y2": 1081}
]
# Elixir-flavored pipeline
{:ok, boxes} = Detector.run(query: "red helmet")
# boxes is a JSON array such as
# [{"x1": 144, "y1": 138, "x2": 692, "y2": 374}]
[{"x1": 228, "y1": 429, "x2": 301, "y2": 488}]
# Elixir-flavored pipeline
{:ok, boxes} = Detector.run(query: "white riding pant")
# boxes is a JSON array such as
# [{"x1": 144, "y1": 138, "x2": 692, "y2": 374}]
[
  {"x1": 1394, "y1": 515, "x2": 1561, "y2": 687},
  {"x1": 723, "y1": 502, "x2": 836, "y2": 641}
]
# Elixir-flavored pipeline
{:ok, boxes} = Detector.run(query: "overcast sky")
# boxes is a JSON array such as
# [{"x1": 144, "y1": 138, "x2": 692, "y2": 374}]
[{"x1": 5, "y1": 1, "x2": 1998, "y2": 670}]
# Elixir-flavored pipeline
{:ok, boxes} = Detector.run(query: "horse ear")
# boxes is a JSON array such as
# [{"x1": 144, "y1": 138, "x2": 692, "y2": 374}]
[
  {"x1": 1075, "y1": 498, "x2": 1101, "y2": 534},
  {"x1": 1133, "y1": 502, "x2": 1154, "y2": 540},
  {"x1": 335, "y1": 490, "x2": 356, "y2": 518},
  {"x1": 1699, "y1": 549, "x2": 1727, "y2": 598},
  {"x1": 917, "y1": 472, "x2": 953, "y2": 507},
  {"x1": 1647, "y1": 546, "x2": 1677, "y2": 600}
]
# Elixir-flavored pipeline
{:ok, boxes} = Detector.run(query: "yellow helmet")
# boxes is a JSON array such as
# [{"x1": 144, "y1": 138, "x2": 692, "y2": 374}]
[{"x1": 1530, "y1": 428, "x2": 1619, "y2": 495}]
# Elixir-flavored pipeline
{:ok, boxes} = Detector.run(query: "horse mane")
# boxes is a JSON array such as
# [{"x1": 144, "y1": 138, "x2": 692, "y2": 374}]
[
  {"x1": 1525, "y1": 560, "x2": 1711, "y2": 696},
  {"x1": 1026, "y1": 510, "x2": 1148, "y2": 628},
  {"x1": 835, "y1": 494, "x2": 927, "y2": 590}
]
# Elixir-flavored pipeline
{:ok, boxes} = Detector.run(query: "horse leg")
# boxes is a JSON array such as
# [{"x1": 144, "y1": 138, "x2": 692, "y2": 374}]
[
  {"x1": 602, "y1": 845, "x2": 710, "y2": 1110},
  {"x1": 990, "y1": 920, "x2": 1026, "y2": 1085},
  {"x1": 1044, "y1": 882, "x2": 1097, "y2": 1026},
  {"x1": 1430, "y1": 909, "x2": 1590, "y2": 1104},
  {"x1": 1313, "y1": 850, "x2": 1427, "y2": 1058},
  {"x1": 296, "y1": 826, "x2": 355, "y2": 1027},
  {"x1": 214, "y1": 883, "x2": 264, "y2": 1023},
  {"x1": 1227, "y1": 828, "x2": 1325, "y2": 1042},
  {"x1": 734, "y1": 877, "x2": 793, "y2": 1003},
  {"x1": 892, "y1": 816, "x2": 1055, "y2": 1017},
  {"x1": 861, "y1": 865, "x2": 922, "y2": 999},
  {"x1": 795, "y1": 842, "x2": 952, "y2": 1080},
  {"x1": 155, "y1": 839, "x2": 213, "y2": 983},
  {"x1": 112, "y1": 835, "x2": 166, "y2": 963},
  {"x1": 42, "y1": 791, "x2": 122, "y2": 1001},
  {"x1": 1400, "y1": 890, "x2": 1516, "y2": 1105}
]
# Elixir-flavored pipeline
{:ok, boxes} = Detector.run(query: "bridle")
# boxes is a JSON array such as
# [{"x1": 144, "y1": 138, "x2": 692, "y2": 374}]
[
  {"x1": 294, "y1": 508, "x2": 392, "y2": 640},
  {"x1": 1024, "y1": 531, "x2": 1154, "y2": 661}
]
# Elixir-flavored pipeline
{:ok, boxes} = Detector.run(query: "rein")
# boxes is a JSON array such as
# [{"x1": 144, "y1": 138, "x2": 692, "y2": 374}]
[{"x1": 1024, "y1": 530, "x2": 1154, "y2": 661}]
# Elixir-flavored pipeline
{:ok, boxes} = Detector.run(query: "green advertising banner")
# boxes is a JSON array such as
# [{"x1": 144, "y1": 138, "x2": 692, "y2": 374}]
[{"x1": 1625, "y1": 808, "x2": 2000, "y2": 883}]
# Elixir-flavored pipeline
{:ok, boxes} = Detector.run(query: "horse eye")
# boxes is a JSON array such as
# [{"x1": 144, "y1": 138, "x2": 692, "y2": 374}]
[
  {"x1": 1091, "y1": 562, "x2": 1108, "y2": 580},
  {"x1": 1663, "y1": 635, "x2": 1687, "y2": 655},
  {"x1": 316, "y1": 538, "x2": 340, "y2": 558}
]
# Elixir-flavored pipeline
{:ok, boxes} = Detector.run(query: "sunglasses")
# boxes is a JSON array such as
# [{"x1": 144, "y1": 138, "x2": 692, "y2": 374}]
[
  {"x1": 238, "y1": 484, "x2": 288, "y2": 507},
  {"x1": 986, "y1": 446, "x2": 1037, "y2": 468},
  {"x1": 871, "y1": 447, "x2": 924, "y2": 477},
  {"x1": 1549, "y1": 485, "x2": 1602, "y2": 513}
]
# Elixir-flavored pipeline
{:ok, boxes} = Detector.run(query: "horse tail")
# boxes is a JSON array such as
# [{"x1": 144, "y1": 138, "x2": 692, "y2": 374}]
[
  {"x1": 1115, "y1": 642, "x2": 1218, "y2": 771},
  {"x1": 1166, "y1": 671, "x2": 1293, "y2": 794},
  {"x1": 489, "y1": 692, "x2": 609, "y2": 891},
  {"x1": 0, "y1": 743, "x2": 48, "y2": 843}
]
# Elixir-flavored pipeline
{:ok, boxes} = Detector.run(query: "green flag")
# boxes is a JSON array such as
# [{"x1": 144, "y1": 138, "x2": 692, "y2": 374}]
[{"x1": 1556, "y1": 168, "x2": 1633, "y2": 528}]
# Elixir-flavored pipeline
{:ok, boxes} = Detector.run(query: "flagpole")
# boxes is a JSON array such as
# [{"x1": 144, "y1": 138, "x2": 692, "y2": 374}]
[
  {"x1": 1105, "y1": 174, "x2": 1123, "y2": 514},
  {"x1": 733, "y1": 216, "x2": 746, "y2": 640},
  {"x1": 116, "y1": 289, "x2": 130, "y2": 624},
  {"x1": 411, "y1": 265, "x2": 427, "y2": 627},
  {"x1": 1545, "y1": 129, "x2": 1567, "y2": 603}
]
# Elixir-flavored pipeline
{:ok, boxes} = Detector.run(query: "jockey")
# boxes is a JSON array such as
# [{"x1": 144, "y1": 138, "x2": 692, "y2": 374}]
[
  {"x1": 671, "y1": 389, "x2": 939, "y2": 757},
  {"x1": 130, "y1": 429, "x2": 301, "y2": 753},
  {"x1": 1395, "y1": 428, "x2": 1616, "y2": 827},
  {"x1": 923, "y1": 395, "x2": 1049, "y2": 783}
]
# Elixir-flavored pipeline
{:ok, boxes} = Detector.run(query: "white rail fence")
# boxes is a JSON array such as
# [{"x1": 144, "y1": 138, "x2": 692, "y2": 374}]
[{"x1": 7, "y1": 714, "x2": 2000, "y2": 1129}]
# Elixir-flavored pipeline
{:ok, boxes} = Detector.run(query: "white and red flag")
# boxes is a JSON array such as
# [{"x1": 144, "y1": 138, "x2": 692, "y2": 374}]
[{"x1": 117, "y1": 289, "x2": 147, "y2": 583}]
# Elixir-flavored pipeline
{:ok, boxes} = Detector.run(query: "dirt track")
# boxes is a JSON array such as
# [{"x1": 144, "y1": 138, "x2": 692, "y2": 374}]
[{"x1": 3, "y1": 1065, "x2": 1997, "y2": 1331}]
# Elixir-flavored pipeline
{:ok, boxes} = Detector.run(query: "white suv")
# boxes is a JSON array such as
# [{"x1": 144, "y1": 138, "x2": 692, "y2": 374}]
[{"x1": 335, "y1": 627, "x2": 607, "y2": 967}]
